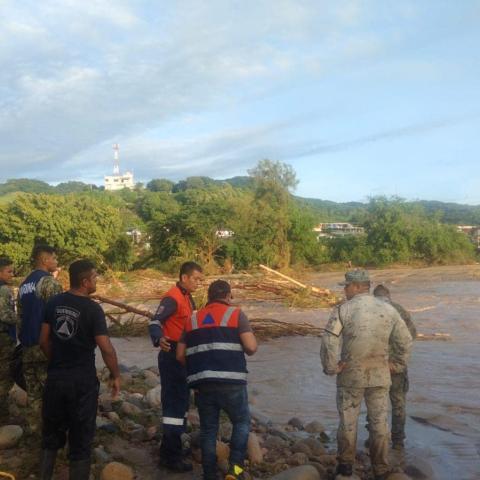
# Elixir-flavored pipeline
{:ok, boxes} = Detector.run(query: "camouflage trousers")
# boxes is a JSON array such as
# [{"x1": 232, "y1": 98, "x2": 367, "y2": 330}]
[
  {"x1": 337, "y1": 386, "x2": 390, "y2": 476},
  {"x1": 0, "y1": 333, "x2": 15, "y2": 424},
  {"x1": 390, "y1": 371, "x2": 409, "y2": 443},
  {"x1": 23, "y1": 345, "x2": 48, "y2": 433}
]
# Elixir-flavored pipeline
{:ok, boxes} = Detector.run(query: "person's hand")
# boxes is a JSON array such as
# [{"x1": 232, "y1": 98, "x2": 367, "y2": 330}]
[
  {"x1": 336, "y1": 361, "x2": 347, "y2": 374},
  {"x1": 159, "y1": 336, "x2": 172, "y2": 352},
  {"x1": 389, "y1": 361, "x2": 396, "y2": 373},
  {"x1": 52, "y1": 268, "x2": 61, "y2": 279},
  {"x1": 109, "y1": 376, "x2": 121, "y2": 400},
  {"x1": 149, "y1": 323, "x2": 162, "y2": 347}
]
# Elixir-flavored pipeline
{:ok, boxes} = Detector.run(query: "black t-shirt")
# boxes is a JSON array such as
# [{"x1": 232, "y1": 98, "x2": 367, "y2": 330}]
[{"x1": 43, "y1": 292, "x2": 108, "y2": 377}]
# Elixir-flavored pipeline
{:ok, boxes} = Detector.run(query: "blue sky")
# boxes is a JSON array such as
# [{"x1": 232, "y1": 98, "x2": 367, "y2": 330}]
[{"x1": 1, "y1": 1, "x2": 479, "y2": 203}]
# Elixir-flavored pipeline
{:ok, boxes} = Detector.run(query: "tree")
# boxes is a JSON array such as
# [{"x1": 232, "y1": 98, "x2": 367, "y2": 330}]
[
  {"x1": 146, "y1": 178, "x2": 174, "y2": 193},
  {"x1": 105, "y1": 235, "x2": 135, "y2": 271}
]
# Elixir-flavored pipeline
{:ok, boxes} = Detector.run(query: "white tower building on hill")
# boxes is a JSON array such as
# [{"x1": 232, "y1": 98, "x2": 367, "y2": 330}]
[{"x1": 104, "y1": 144, "x2": 134, "y2": 191}]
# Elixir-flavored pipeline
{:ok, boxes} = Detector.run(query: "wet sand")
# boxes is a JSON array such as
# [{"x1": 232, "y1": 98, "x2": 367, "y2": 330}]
[{"x1": 109, "y1": 265, "x2": 480, "y2": 480}]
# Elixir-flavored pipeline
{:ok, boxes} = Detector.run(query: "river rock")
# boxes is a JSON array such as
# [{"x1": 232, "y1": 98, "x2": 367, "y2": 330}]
[
  {"x1": 118, "y1": 364, "x2": 130, "y2": 374},
  {"x1": 304, "y1": 421, "x2": 325, "y2": 434},
  {"x1": 145, "y1": 386, "x2": 161, "y2": 409},
  {"x1": 101, "y1": 461, "x2": 134, "y2": 480},
  {"x1": 144, "y1": 369, "x2": 159, "y2": 386},
  {"x1": 107, "y1": 412, "x2": 121, "y2": 423},
  {"x1": 9, "y1": 385, "x2": 27, "y2": 407},
  {"x1": 314, "y1": 454, "x2": 336, "y2": 466},
  {"x1": 98, "y1": 393, "x2": 113, "y2": 412},
  {"x1": 264, "y1": 435, "x2": 288, "y2": 449},
  {"x1": 218, "y1": 421, "x2": 232, "y2": 439},
  {"x1": 248, "y1": 432, "x2": 263, "y2": 463},
  {"x1": 292, "y1": 441, "x2": 312, "y2": 456},
  {"x1": 307, "y1": 462, "x2": 328, "y2": 479},
  {"x1": 128, "y1": 426, "x2": 146, "y2": 442},
  {"x1": 387, "y1": 474, "x2": 412, "y2": 480},
  {"x1": 288, "y1": 452, "x2": 309, "y2": 466},
  {"x1": 288, "y1": 417, "x2": 304, "y2": 430},
  {"x1": 94, "y1": 446, "x2": 111, "y2": 463},
  {"x1": 0, "y1": 425, "x2": 23, "y2": 449},
  {"x1": 335, "y1": 475, "x2": 360, "y2": 480},
  {"x1": 216, "y1": 441, "x2": 230, "y2": 462},
  {"x1": 121, "y1": 372, "x2": 134, "y2": 385},
  {"x1": 146, "y1": 426, "x2": 158, "y2": 440},
  {"x1": 302, "y1": 438, "x2": 325, "y2": 456},
  {"x1": 268, "y1": 465, "x2": 320, "y2": 480},
  {"x1": 121, "y1": 401, "x2": 142, "y2": 416},
  {"x1": 250, "y1": 406, "x2": 273, "y2": 427}
]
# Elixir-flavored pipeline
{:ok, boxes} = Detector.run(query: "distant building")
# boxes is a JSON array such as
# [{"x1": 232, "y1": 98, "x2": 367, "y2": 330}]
[
  {"x1": 216, "y1": 229, "x2": 234, "y2": 239},
  {"x1": 314, "y1": 222, "x2": 365, "y2": 238},
  {"x1": 104, "y1": 144, "x2": 134, "y2": 191}
]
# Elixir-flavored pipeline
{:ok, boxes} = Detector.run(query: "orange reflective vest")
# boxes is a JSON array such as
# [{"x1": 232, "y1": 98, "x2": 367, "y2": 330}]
[{"x1": 163, "y1": 285, "x2": 193, "y2": 342}]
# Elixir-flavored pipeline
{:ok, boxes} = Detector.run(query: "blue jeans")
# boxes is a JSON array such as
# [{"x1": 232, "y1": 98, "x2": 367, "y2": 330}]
[{"x1": 196, "y1": 383, "x2": 250, "y2": 480}]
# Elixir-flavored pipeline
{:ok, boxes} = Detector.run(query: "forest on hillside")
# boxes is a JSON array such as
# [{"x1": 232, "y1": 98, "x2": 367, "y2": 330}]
[{"x1": 0, "y1": 161, "x2": 477, "y2": 273}]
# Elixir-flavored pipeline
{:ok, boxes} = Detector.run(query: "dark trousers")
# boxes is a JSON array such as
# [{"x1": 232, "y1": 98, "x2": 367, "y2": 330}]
[
  {"x1": 196, "y1": 384, "x2": 250, "y2": 480},
  {"x1": 158, "y1": 348, "x2": 189, "y2": 461},
  {"x1": 42, "y1": 374, "x2": 99, "y2": 461}
]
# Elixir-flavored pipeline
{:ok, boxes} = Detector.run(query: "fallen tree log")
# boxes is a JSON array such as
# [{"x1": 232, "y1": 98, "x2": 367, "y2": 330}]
[
  {"x1": 259, "y1": 264, "x2": 331, "y2": 296},
  {"x1": 92, "y1": 294, "x2": 154, "y2": 319}
]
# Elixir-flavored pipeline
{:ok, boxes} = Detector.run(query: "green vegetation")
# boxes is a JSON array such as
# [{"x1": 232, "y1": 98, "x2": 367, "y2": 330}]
[{"x1": 0, "y1": 162, "x2": 477, "y2": 273}]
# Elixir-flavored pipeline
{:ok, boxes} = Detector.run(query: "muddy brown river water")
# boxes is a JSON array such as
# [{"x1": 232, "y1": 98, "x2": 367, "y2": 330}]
[{"x1": 108, "y1": 266, "x2": 480, "y2": 480}]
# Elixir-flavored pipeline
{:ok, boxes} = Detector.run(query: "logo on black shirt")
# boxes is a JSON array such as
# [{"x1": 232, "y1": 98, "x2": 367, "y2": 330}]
[{"x1": 54, "y1": 306, "x2": 80, "y2": 341}]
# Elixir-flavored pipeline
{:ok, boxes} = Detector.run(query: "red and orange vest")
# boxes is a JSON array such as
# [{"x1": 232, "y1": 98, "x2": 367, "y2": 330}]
[{"x1": 163, "y1": 285, "x2": 194, "y2": 342}]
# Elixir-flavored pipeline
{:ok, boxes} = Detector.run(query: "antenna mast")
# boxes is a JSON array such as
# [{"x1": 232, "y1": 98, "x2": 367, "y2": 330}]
[{"x1": 113, "y1": 143, "x2": 120, "y2": 175}]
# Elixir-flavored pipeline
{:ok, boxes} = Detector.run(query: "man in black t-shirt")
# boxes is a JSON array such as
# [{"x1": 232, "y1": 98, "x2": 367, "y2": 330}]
[{"x1": 39, "y1": 260, "x2": 120, "y2": 480}]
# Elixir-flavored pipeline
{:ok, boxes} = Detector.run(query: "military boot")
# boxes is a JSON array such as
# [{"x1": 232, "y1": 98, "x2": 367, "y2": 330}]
[
  {"x1": 39, "y1": 449, "x2": 57, "y2": 480},
  {"x1": 69, "y1": 458, "x2": 91, "y2": 480}
]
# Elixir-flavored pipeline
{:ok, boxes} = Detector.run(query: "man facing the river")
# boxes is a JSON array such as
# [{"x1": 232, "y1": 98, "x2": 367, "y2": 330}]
[
  {"x1": 374, "y1": 284, "x2": 416, "y2": 450},
  {"x1": 320, "y1": 269, "x2": 412, "y2": 480}
]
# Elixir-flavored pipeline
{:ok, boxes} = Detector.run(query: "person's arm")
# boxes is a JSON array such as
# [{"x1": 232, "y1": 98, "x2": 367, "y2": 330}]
[
  {"x1": 149, "y1": 297, "x2": 178, "y2": 350},
  {"x1": 176, "y1": 337, "x2": 187, "y2": 366},
  {"x1": 389, "y1": 310, "x2": 413, "y2": 373},
  {"x1": 36, "y1": 276, "x2": 63, "y2": 303},
  {"x1": 96, "y1": 335, "x2": 120, "y2": 398},
  {"x1": 0, "y1": 287, "x2": 17, "y2": 325},
  {"x1": 237, "y1": 311, "x2": 257, "y2": 355},
  {"x1": 39, "y1": 323, "x2": 52, "y2": 361},
  {"x1": 320, "y1": 306, "x2": 343, "y2": 375},
  {"x1": 394, "y1": 302, "x2": 417, "y2": 339}
]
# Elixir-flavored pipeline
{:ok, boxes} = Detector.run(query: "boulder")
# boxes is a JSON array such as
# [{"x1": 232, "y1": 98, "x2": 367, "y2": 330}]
[
  {"x1": 335, "y1": 475, "x2": 360, "y2": 480},
  {"x1": 291, "y1": 441, "x2": 312, "y2": 456},
  {"x1": 216, "y1": 441, "x2": 230, "y2": 462},
  {"x1": 288, "y1": 417, "x2": 304, "y2": 430},
  {"x1": 145, "y1": 386, "x2": 161, "y2": 409},
  {"x1": 268, "y1": 465, "x2": 320, "y2": 480},
  {"x1": 101, "y1": 462, "x2": 134, "y2": 480},
  {"x1": 0, "y1": 425, "x2": 23, "y2": 449},
  {"x1": 301, "y1": 438, "x2": 325, "y2": 456},
  {"x1": 304, "y1": 421, "x2": 325, "y2": 434},
  {"x1": 107, "y1": 412, "x2": 121, "y2": 423},
  {"x1": 307, "y1": 462, "x2": 328, "y2": 479},
  {"x1": 315, "y1": 454, "x2": 336, "y2": 466},
  {"x1": 387, "y1": 474, "x2": 412, "y2": 480},
  {"x1": 247, "y1": 432, "x2": 263, "y2": 463},
  {"x1": 263, "y1": 435, "x2": 288, "y2": 449},
  {"x1": 288, "y1": 452, "x2": 309, "y2": 466},
  {"x1": 9, "y1": 385, "x2": 27, "y2": 407},
  {"x1": 120, "y1": 401, "x2": 142, "y2": 416},
  {"x1": 94, "y1": 446, "x2": 111, "y2": 463},
  {"x1": 144, "y1": 370, "x2": 159, "y2": 386}
]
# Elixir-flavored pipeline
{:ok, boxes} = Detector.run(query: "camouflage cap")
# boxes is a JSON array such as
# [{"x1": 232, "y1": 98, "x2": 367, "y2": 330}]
[{"x1": 339, "y1": 269, "x2": 370, "y2": 286}]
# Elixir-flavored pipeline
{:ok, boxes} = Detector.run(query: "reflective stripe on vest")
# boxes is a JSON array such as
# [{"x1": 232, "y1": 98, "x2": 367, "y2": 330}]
[
  {"x1": 186, "y1": 342, "x2": 243, "y2": 356},
  {"x1": 163, "y1": 416, "x2": 185, "y2": 426},
  {"x1": 187, "y1": 370, "x2": 247, "y2": 384}
]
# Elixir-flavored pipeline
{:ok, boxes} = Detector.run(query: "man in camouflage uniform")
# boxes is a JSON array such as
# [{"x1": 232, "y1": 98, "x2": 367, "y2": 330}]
[
  {"x1": 18, "y1": 245, "x2": 62, "y2": 433},
  {"x1": 373, "y1": 284, "x2": 416, "y2": 449},
  {"x1": 320, "y1": 270, "x2": 412, "y2": 480},
  {"x1": 0, "y1": 256, "x2": 17, "y2": 425}
]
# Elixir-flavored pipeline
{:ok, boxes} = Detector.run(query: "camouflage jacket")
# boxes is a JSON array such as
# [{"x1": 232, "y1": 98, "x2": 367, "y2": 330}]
[
  {"x1": 0, "y1": 283, "x2": 17, "y2": 327},
  {"x1": 320, "y1": 293, "x2": 412, "y2": 388}
]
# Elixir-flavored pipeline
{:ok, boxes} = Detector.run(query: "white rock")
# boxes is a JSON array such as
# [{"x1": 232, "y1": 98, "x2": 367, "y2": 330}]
[{"x1": 145, "y1": 386, "x2": 161, "y2": 409}]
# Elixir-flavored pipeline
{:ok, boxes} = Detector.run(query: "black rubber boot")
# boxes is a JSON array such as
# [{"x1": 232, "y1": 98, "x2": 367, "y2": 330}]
[
  {"x1": 39, "y1": 449, "x2": 57, "y2": 480},
  {"x1": 69, "y1": 458, "x2": 91, "y2": 480}
]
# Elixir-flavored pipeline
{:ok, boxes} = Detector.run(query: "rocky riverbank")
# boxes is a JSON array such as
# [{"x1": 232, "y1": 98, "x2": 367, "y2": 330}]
[{"x1": 1, "y1": 365, "x2": 426, "y2": 480}]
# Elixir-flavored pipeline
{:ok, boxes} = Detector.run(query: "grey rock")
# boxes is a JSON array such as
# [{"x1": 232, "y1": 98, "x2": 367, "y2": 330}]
[
  {"x1": 288, "y1": 452, "x2": 309, "y2": 466},
  {"x1": 94, "y1": 446, "x2": 112, "y2": 464},
  {"x1": 263, "y1": 435, "x2": 288, "y2": 449},
  {"x1": 0, "y1": 425, "x2": 23, "y2": 449},
  {"x1": 145, "y1": 386, "x2": 161, "y2": 409},
  {"x1": 268, "y1": 465, "x2": 320, "y2": 480},
  {"x1": 120, "y1": 401, "x2": 142, "y2": 416},
  {"x1": 291, "y1": 441, "x2": 312, "y2": 456},
  {"x1": 302, "y1": 438, "x2": 325, "y2": 456},
  {"x1": 288, "y1": 417, "x2": 304, "y2": 430},
  {"x1": 304, "y1": 421, "x2": 325, "y2": 434},
  {"x1": 250, "y1": 406, "x2": 273, "y2": 427},
  {"x1": 118, "y1": 364, "x2": 130, "y2": 373}
]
